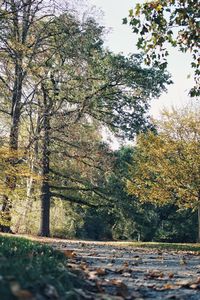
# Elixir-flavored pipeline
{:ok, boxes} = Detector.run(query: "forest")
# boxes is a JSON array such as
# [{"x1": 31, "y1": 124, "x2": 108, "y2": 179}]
[{"x1": 0, "y1": 0, "x2": 199, "y2": 244}]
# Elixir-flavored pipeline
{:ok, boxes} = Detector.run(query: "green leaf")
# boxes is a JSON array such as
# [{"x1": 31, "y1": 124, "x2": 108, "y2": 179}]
[
  {"x1": 135, "y1": 3, "x2": 141, "y2": 14},
  {"x1": 122, "y1": 18, "x2": 128, "y2": 25},
  {"x1": 129, "y1": 9, "x2": 134, "y2": 17}
]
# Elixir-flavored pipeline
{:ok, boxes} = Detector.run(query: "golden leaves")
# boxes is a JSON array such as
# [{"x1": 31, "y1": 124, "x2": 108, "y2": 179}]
[
  {"x1": 127, "y1": 107, "x2": 200, "y2": 209},
  {"x1": 156, "y1": 4, "x2": 163, "y2": 11}
]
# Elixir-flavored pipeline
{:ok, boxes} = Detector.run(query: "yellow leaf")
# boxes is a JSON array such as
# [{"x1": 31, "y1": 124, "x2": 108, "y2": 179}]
[{"x1": 156, "y1": 4, "x2": 163, "y2": 11}]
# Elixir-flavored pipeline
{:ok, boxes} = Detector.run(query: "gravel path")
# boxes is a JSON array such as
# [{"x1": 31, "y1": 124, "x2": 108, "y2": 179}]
[{"x1": 50, "y1": 240, "x2": 200, "y2": 300}]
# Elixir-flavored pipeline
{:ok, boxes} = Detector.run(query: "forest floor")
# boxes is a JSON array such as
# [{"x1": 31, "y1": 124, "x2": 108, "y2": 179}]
[
  {"x1": 2, "y1": 234, "x2": 200, "y2": 299},
  {"x1": 49, "y1": 239, "x2": 200, "y2": 300}
]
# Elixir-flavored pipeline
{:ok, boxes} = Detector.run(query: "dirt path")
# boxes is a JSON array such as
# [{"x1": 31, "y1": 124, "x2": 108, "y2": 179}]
[{"x1": 46, "y1": 239, "x2": 200, "y2": 299}]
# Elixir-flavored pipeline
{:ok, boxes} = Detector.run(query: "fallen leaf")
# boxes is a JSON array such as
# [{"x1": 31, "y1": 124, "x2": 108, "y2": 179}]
[
  {"x1": 190, "y1": 284, "x2": 200, "y2": 289},
  {"x1": 123, "y1": 261, "x2": 129, "y2": 268},
  {"x1": 116, "y1": 282, "x2": 128, "y2": 298},
  {"x1": 110, "y1": 279, "x2": 123, "y2": 286},
  {"x1": 96, "y1": 267, "x2": 107, "y2": 276},
  {"x1": 87, "y1": 271, "x2": 98, "y2": 280},
  {"x1": 88, "y1": 252, "x2": 98, "y2": 257},
  {"x1": 10, "y1": 281, "x2": 34, "y2": 300},
  {"x1": 158, "y1": 283, "x2": 180, "y2": 291},
  {"x1": 168, "y1": 272, "x2": 174, "y2": 279},
  {"x1": 62, "y1": 249, "x2": 76, "y2": 258},
  {"x1": 115, "y1": 268, "x2": 124, "y2": 274},
  {"x1": 177, "y1": 278, "x2": 200, "y2": 289},
  {"x1": 80, "y1": 262, "x2": 89, "y2": 271},
  {"x1": 122, "y1": 272, "x2": 131, "y2": 277},
  {"x1": 135, "y1": 257, "x2": 143, "y2": 264},
  {"x1": 14, "y1": 290, "x2": 34, "y2": 300},
  {"x1": 107, "y1": 263, "x2": 113, "y2": 267},
  {"x1": 179, "y1": 257, "x2": 187, "y2": 265},
  {"x1": 176, "y1": 280, "x2": 191, "y2": 287},
  {"x1": 146, "y1": 270, "x2": 164, "y2": 279}
]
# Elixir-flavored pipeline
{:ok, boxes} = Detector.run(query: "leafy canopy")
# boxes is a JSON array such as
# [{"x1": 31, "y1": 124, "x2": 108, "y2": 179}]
[
  {"x1": 127, "y1": 106, "x2": 200, "y2": 209},
  {"x1": 124, "y1": 0, "x2": 200, "y2": 97}
]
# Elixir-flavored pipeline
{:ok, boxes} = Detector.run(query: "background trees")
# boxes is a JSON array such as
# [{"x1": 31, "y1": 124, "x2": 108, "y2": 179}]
[
  {"x1": 0, "y1": 0, "x2": 171, "y2": 236},
  {"x1": 127, "y1": 106, "x2": 200, "y2": 241}
]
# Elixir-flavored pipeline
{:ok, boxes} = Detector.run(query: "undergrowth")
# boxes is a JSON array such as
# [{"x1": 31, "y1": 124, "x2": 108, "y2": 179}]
[{"x1": 0, "y1": 235, "x2": 83, "y2": 300}]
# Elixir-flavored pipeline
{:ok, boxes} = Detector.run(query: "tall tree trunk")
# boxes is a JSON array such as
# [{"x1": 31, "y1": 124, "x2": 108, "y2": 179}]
[
  {"x1": 198, "y1": 191, "x2": 200, "y2": 242},
  {"x1": 15, "y1": 108, "x2": 41, "y2": 233},
  {"x1": 15, "y1": 156, "x2": 34, "y2": 233},
  {"x1": 10, "y1": 62, "x2": 23, "y2": 150},
  {"x1": 0, "y1": 62, "x2": 23, "y2": 232},
  {"x1": 39, "y1": 85, "x2": 51, "y2": 237},
  {"x1": 198, "y1": 205, "x2": 200, "y2": 243}
]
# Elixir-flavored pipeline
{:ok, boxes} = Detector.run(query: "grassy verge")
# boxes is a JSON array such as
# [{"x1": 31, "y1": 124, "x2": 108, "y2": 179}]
[
  {"x1": 5, "y1": 233, "x2": 200, "y2": 253},
  {"x1": 0, "y1": 235, "x2": 85, "y2": 300},
  {"x1": 110, "y1": 241, "x2": 200, "y2": 252}
]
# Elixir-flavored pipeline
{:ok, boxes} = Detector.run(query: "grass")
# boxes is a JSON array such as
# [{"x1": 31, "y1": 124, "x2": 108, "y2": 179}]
[
  {"x1": 109, "y1": 241, "x2": 200, "y2": 252},
  {"x1": 6, "y1": 233, "x2": 200, "y2": 253},
  {"x1": 0, "y1": 235, "x2": 85, "y2": 300}
]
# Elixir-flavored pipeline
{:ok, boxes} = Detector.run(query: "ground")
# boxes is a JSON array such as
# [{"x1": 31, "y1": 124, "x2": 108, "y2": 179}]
[
  {"x1": 2, "y1": 234, "x2": 200, "y2": 299},
  {"x1": 52, "y1": 240, "x2": 200, "y2": 299}
]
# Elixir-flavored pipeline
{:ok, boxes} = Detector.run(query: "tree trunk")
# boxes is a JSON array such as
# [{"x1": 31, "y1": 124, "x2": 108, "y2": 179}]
[
  {"x1": 39, "y1": 85, "x2": 51, "y2": 237},
  {"x1": 15, "y1": 157, "x2": 34, "y2": 233},
  {"x1": 198, "y1": 200, "x2": 200, "y2": 243},
  {"x1": 0, "y1": 197, "x2": 12, "y2": 232},
  {"x1": 0, "y1": 62, "x2": 23, "y2": 233}
]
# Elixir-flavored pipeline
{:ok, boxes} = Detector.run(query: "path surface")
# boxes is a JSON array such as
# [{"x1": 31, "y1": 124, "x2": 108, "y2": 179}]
[{"x1": 48, "y1": 240, "x2": 200, "y2": 299}]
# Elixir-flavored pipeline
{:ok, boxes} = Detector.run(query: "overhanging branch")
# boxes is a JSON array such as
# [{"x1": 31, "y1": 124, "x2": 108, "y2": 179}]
[{"x1": 50, "y1": 192, "x2": 97, "y2": 208}]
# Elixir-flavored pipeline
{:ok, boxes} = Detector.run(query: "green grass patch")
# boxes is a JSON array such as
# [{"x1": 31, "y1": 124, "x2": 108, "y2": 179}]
[
  {"x1": 110, "y1": 241, "x2": 200, "y2": 252},
  {"x1": 0, "y1": 235, "x2": 84, "y2": 300}
]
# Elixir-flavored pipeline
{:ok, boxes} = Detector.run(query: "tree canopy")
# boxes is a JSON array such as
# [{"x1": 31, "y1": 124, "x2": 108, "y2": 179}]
[
  {"x1": 127, "y1": 106, "x2": 200, "y2": 239},
  {"x1": 124, "y1": 0, "x2": 200, "y2": 97},
  {"x1": 0, "y1": 0, "x2": 171, "y2": 236}
]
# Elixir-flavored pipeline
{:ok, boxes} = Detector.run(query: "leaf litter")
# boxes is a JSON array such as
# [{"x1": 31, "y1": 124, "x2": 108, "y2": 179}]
[
  {"x1": 52, "y1": 240, "x2": 200, "y2": 299},
  {"x1": 5, "y1": 235, "x2": 200, "y2": 299}
]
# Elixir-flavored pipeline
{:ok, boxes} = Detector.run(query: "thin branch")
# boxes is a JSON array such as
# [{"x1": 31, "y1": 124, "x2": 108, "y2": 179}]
[{"x1": 50, "y1": 192, "x2": 97, "y2": 207}]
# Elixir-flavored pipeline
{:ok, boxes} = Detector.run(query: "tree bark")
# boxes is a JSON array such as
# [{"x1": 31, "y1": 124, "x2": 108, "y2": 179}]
[
  {"x1": 0, "y1": 61, "x2": 23, "y2": 232},
  {"x1": 198, "y1": 192, "x2": 200, "y2": 242},
  {"x1": 39, "y1": 85, "x2": 51, "y2": 237}
]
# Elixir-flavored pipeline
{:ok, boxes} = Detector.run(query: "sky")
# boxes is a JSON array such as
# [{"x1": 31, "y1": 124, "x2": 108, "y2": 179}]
[{"x1": 88, "y1": 0, "x2": 195, "y2": 118}]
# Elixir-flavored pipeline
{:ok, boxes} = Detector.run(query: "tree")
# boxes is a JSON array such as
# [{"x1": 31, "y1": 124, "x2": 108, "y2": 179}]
[
  {"x1": 0, "y1": 2, "x2": 171, "y2": 236},
  {"x1": 0, "y1": 0, "x2": 55, "y2": 231},
  {"x1": 125, "y1": 0, "x2": 200, "y2": 97},
  {"x1": 127, "y1": 106, "x2": 200, "y2": 241},
  {"x1": 106, "y1": 146, "x2": 165, "y2": 241},
  {"x1": 25, "y1": 11, "x2": 171, "y2": 236}
]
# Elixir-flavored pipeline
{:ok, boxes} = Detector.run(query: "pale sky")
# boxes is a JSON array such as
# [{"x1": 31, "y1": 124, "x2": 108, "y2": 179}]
[{"x1": 88, "y1": 0, "x2": 195, "y2": 117}]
